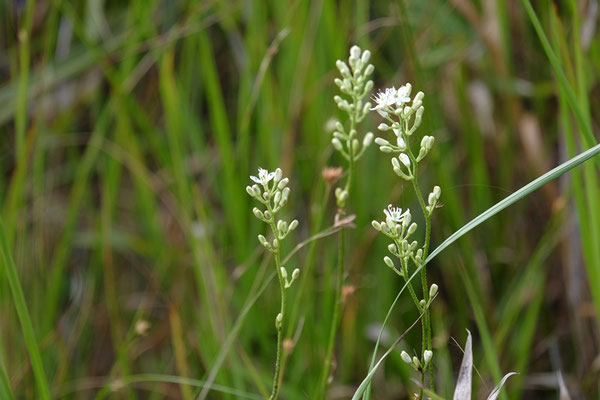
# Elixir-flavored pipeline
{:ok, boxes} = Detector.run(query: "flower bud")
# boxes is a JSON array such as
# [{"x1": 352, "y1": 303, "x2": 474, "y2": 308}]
[
  {"x1": 433, "y1": 185, "x2": 441, "y2": 199},
  {"x1": 246, "y1": 186, "x2": 255, "y2": 197},
  {"x1": 375, "y1": 137, "x2": 389, "y2": 146},
  {"x1": 397, "y1": 136, "x2": 406, "y2": 150},
  {"x1": 419, "y1": 299, "x2": 426, "y2": 308},
  {"x1": 360, "y1": 49, "x2": 371, "y2": 64},
  {"x1": 364, "y1": 64, "x2": 374, "y2": 76},
  {"x1": 288, "y1": 219, "x2": 299, "y2": 231},
  {"x1": 399, "y1": 153, "x2": 411, "y2": 168},
  {"x1": 424, "y1": 350, "x2": 433, "y2": 364},
  {"x1": 362, "y1": 101, "x2": 372, "y2": 115},
  {"x1": 380, "y1": 146, "x2": 393, "y2": 153},
  {"x1": 363, "y1": 132, "x2": 374, "y2": 147},
  {"x1": 352, "y1": 139, "x2": 360, "y2": 153},
  {"x1": 412, "y1": 356, "x2": 421, "y2": 369},
  {"x1": 378, "y1": 123, "x2": 390, "y2": 131},
  {"x1": 408, "y1": 222, "x2": 417, "y2": 235},
  {"x1": 383, "y1": 256, "x2": 395, "y2": 269},
  {"x1": 336, "y1": 60, "x2": 350, "y2": 77},
  {"x1": 388, "y1": 243, "x2": 397, "y2": 254},
  {"x1": 277, "y1": 220, "x2": 285, "y2": 233},
  {"x1": 280, "y1": 267, "x2": 288, "y2": 280},
  {"x1": 350, "y1": 45, "x2": 361, "y2": 59},
  {"x1": 272, "y1": 238, "x2": 279, "y2": 249},
  {"x1": 253, "y1": 207, "x2": 264, "y2": 220},
  {"x1": 275, "y1": 313, "x2": 283, "y2": 329},
  {"x1": 429, "y1": 283, "x2": 438, "y2": 298},
  {"x1": 278, "y1": 178, "x2": 289, "y2": 190},
  {"x1": 292, "y1": 268, "x2": 300, "y2": 280},
  {"x1": 258, "y1": 235, "x2": 268, "y2": 248},
  {"x1": 274, "y1": 191, "x2": 282, "y2": 206},
  {"x1": 274, "y1": 168, "x2": 282, "y2": 182},
  {"x1": 391, "y1": 157, "x2": 400, "y2": 170},
  {"x1": 371, "y1": 220, "x2": 382, "y2": 231},
  {"x1": 401, "y1": 351, "x2": 412, "y2": 364},
  {"x1": 332, "y1": 138, "x2": 343, "y2": 151}
]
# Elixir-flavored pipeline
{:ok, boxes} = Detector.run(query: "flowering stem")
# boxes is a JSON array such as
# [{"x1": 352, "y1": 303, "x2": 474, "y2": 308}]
[
  {"x1": 318, "y1": 90, "x2": 359, "y2": 398},
  {"x1": 397, "y1": 243, "x2": 421, "y2": 310},
  {"x1": 267, "y1": 209, "x2": 287, "y2": 400},
  {"x1": 406, "y1": 146, "x2": 434, "y2": 391}
]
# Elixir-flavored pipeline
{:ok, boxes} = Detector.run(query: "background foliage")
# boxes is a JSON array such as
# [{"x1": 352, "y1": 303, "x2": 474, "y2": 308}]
[{"x1": 1, "y1": 0, "x2": 599, "y2": 398}]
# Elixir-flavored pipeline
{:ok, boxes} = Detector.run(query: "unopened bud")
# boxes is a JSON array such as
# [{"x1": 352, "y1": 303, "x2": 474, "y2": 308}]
[
  {"x1": 429, "y1": 283, "x2": 439, "y2": 298},
  {"x1": 424, "y1": 350, "x2": 433, "y2": 364},
  {"x1": 384, "y1": 256, "x2": 395, "y2": 269},
  {"x1": 401, "y1": 351, "x2": 412, "y2": 364},
  {"x1": 292, "y1": 268, "x2": 300, "y2": 280},
  {"x1": 332, "y1": 138, "x2": 343, "y2": 151},
  {"x1": 278, "y1": 178, "x2": 289, "y2": 190},
  {"x1": 372, "y1": 221, "x2": 382, "y2": 231},
  {"x1": 363, "y1": 132, "x2": 374, "y2": 147},
  {"x1": 280, "y1": 267, "x2": 288, "y2": 280},
  {"x1": 408, "y1": 223, "x2": 417, "y2": 235},
  {"x1": 375, "y1": 137, "x2": 390, "y2": 146}
]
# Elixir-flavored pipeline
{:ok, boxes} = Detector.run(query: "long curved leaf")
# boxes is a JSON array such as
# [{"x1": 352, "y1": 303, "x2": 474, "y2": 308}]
[{"x1": 359, "y1": 143, "x2": 600, "y2": 398}]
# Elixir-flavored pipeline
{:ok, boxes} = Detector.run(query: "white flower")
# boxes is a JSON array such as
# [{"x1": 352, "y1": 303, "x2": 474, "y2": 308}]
[
  {"x1": 394, "y1": 84, "x2": 412, "y2": 106},
  {"x1": 371, "y1": 84, "x2": 412, "y2": 117},
  {"x1": 384, "y1": 204, "x2": 410, "y2": 224},
  {"x1": 250, "y1": 167, "x2": 276, "y2": 186}
]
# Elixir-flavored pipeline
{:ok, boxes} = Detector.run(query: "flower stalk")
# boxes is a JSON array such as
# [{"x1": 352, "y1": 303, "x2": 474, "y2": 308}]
[
  {"x1": 247, "y1": 168, "x2": 300, "y2": 400},
  {"x1": 371, "y1": 83, "x2": 441, "y2": 396},
  {"x1": 317, "y1": 45, "x2": 374, "y2": 399}
]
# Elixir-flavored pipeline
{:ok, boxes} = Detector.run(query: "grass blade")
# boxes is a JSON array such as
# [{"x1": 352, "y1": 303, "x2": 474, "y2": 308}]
[
  {"x1": 363, "y1": 143, "x2": 600, "y2": 395},
  {"x1": 0, "y1": 218, "x2": 50, "y2": 400}
]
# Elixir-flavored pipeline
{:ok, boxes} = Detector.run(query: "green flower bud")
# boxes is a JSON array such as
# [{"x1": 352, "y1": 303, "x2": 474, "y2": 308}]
[
  {"x1": 429, "y1": 283, "x2": 438, "y2": 298},
  {"x1": 384, "y1": 256, "x2": 395, "y2": 269}
]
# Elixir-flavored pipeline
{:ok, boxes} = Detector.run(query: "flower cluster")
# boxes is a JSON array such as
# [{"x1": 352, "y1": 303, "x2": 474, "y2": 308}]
[
  {"x1": 369, "y1": 84, "x2": 441, "y2": 393},
  {"x1": 331, "y1": 45, "x2": 375, "y2": 207},
  {"x1": 247, "y1": 168, "x2": 299, "y2": 285},
  {"x1": 371, "y1": 205, "x2": 418, "y2": 276},
  {"x1": 401, "y1": 349, "x2": 433, "y2": 372},
  {"x1": 372, "y1": 84, "x2": 434, "y2": 181}
]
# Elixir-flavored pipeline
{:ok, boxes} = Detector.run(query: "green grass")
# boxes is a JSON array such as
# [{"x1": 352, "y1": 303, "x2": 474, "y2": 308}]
[{"x1": 1, "y1": 1, "x2": 599, "y2": 399}]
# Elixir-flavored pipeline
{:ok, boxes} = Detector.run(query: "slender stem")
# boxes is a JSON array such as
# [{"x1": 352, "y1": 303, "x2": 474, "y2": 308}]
[
  {"x1": 269, "y1": 249, "x2": 286, "y2": 400},
  {"x1": 406, "y1": 147, "x2": 434, "y2": 391},
  {"x1": 318, "y1": 91, "x2": 358, "y2": 398},
  {"x1": 317, "y1": 226, "x2": 345, "y2": 398},
  {"x1": 398, "y1": 246, "x2": 421, "y2": 310},
  {"x1": 266, "y1": 202, "x2": 287, "y2": 400}
]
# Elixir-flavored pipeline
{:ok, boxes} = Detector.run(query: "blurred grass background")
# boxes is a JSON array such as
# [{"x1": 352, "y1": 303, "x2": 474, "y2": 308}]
[{"x1": 1, "y1": 0, "x2": 599, "y2": 398}]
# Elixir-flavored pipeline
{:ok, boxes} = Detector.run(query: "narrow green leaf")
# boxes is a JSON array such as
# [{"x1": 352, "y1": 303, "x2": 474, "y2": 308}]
[
  {"x1": 0, "y1": 219, "x2": 50, "y2": 400},
  {"x1": 361, "y1": 143, "x2": 600, "y2": 396}
]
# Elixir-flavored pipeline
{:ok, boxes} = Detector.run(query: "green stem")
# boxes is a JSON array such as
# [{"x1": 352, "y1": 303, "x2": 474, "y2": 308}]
[
  {"x1": 404, "y1": 131, "x2": 434, "y2": 391},
  {"x1": 398, "y1": 247, "x2": 421, "y2": 310},
  {"x1": 267, "y1": 204, "x2": 287, "y2": 400},
  {"x1": 317, "y1": 226, "x2": 346, "y2": 398},
  {"x1": 269, "y1": 249, "x2": 286, "y2": 400},
  {"x1": 318, "y1": 92, "x2": 358, "y2": 398}
]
